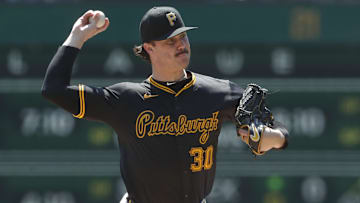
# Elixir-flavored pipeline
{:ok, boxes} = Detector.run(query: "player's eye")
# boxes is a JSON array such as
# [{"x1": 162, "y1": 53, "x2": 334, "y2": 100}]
[
  {"x1": 166, "y1": 39, "x2": 175, "y2": 45},
  {"x1": 180, "y1": 32, "x2": 187, "y2": 39}
]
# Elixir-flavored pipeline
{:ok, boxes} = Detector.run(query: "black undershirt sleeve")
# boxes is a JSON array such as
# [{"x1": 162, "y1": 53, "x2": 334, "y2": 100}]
[
  {"x1": 41, "y1": 46, "x2": 81, "y2": 116},
  {"x1": 42, "y1": 46, "x2": 79, "y2": 90}
]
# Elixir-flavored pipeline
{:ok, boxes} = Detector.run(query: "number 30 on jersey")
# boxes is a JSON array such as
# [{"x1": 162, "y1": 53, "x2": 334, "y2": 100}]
[{"x1": 189, "y1": 145, "x2": 214, "y2": 172}]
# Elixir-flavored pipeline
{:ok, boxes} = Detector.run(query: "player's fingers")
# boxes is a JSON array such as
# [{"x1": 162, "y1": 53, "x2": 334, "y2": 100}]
[
  {"x1": 93, "y1": 12, "x2": 101, "y2": 21},
  {"x1": 82, "y1": 10, "x2": 94, "y2": 18},
  {"x1": 81, "y1": 10, "x2": 94, "y2": 25},
  {"x1": 241, "y1": 136, "x2": 249, "y2": 143},
  {"x1": 237, "y1": 128, "x2": 249, "y2": 137}
]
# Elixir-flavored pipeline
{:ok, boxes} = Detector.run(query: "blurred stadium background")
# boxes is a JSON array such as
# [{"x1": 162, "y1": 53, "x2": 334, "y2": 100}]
[{"x1": 1, "y1": 0, "x2": 360, "y2": 203}]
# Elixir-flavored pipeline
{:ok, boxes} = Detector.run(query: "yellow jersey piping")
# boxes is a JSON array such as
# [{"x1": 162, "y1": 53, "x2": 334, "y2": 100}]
[
  {"x1": 149, "y1": 73, "x2": 196, "y2": 97},
  {"x1": 73, "y1": 84, "x2": 85, "y2": 119}
]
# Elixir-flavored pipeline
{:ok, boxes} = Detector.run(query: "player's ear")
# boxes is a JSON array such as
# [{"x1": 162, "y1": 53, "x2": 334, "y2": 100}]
[{"x1": 143, "y1": 42, "x2": 153, "y2": 53}]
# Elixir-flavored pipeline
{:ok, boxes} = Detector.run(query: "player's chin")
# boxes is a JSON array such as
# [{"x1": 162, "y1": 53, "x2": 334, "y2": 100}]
[{"x1": 178, "y1": 59, "x2": 190, "y2": 69}]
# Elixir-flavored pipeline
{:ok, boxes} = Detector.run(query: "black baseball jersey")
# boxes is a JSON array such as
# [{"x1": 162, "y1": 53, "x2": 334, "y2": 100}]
[{"x1": 42, "y1": 46, "x2": 243, "y2": 203}]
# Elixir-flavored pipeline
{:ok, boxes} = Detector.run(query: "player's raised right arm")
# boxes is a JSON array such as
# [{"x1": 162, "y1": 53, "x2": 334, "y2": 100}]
[{"x1": 41, "y1": 10, "x2": 110, "y2": 120}]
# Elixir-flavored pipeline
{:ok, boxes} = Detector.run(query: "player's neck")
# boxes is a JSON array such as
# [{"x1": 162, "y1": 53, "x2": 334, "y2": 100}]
[{"x1": 151, "y1": 69, "x2": 187, "y2": 82}]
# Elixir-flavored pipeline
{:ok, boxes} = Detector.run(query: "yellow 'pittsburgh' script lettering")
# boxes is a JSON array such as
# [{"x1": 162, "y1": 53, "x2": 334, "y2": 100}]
[{"x1": 135, "y1": 111, "x2": 219, "y2": 144}]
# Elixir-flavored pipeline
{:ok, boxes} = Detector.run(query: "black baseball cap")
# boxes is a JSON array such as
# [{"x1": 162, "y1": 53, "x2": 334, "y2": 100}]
[{"x1": 140, "y1": 6, "x2": 198, "y2": 43}]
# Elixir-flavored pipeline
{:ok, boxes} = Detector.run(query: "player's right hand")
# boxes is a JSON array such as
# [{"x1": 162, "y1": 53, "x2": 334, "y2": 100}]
[{"x1": 63, "y1": 10, "x2": 110, "y2": 49}]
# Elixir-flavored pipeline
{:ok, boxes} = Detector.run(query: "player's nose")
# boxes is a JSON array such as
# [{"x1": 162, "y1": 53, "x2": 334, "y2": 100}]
[
  {"x1": 176, "y1": 38, "x2": 187, "y2": 51},
  {"x1": 176, "y1": 42, "x2": 185, "y2": 52}
]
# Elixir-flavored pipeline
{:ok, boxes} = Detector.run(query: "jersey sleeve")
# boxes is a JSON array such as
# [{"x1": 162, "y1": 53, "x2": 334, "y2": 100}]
[
  {"x1": 41, "y1": 46, "x2": 120, "y2": 122},
  {"x1": 66, "y1": 84, "x2": 120, "y2": 122}
]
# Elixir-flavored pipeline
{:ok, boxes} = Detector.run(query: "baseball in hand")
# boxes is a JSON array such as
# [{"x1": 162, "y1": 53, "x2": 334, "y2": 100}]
[{"x1": 89, "y1": 10, "x2": 106, "y2": 28}]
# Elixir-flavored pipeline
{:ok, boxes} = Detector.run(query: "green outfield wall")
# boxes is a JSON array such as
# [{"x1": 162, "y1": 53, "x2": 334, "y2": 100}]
[{"x1": 0, "y1": 3, "x2": 360, "y2": 44}]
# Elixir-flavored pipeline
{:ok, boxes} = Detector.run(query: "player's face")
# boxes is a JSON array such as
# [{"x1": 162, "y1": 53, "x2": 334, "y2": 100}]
[{"x1": 150, "y1": 32, "x2": 191, "y2": 70}]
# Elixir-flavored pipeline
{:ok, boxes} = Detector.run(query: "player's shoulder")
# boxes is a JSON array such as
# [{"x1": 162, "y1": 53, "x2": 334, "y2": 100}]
[
  {"x1": 104, "y1": 81, "x2": 150, "y2": 96},
  {"x1": 192, "y1": 72, "x2": 245, "y2": 97},
  {"x1": 193, "y1": 72, "x2": 241, "y2": 90}
]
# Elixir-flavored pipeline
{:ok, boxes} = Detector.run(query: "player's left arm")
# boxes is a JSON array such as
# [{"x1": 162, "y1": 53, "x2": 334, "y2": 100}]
[
  {"x1": 220, "y1": 80, "x2": 289, "y2": 153},
  {"x1": 223, "y1": 82, "x2": 289, "y2": 155},
  {"x1": 232, "y1": 83, "x2": 289, "y2": 155},
  {"x1": 238, "y1": 122, "x2": 288, "y2": 152}
]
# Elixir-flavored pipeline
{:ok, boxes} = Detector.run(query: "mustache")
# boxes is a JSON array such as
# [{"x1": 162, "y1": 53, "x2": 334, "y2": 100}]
[{"x1": 175, "y1": 49, "x2": 189, "y2": 57}]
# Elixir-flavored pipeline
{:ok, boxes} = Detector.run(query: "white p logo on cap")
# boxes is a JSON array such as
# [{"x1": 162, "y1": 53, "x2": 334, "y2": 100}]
[{"x1": 166, "y1": 12, "x2": 176, "y2": 26}]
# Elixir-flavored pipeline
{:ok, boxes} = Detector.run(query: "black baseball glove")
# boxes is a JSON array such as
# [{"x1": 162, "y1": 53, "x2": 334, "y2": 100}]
[{"x1": 235, "y1": 84, "x2": 274, "y2": 155}]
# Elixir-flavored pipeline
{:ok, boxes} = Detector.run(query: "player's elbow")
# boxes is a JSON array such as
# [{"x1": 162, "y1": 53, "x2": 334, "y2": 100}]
[
  {"x1": 41, "y1": 85, "x2": 61, "y2": 101},
  {"x1": 41, "y1": 86, "x2": 48, "y2": 97},
  {"x1": 41, "y1": 85, "x2": 52, "y2": 100}
]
